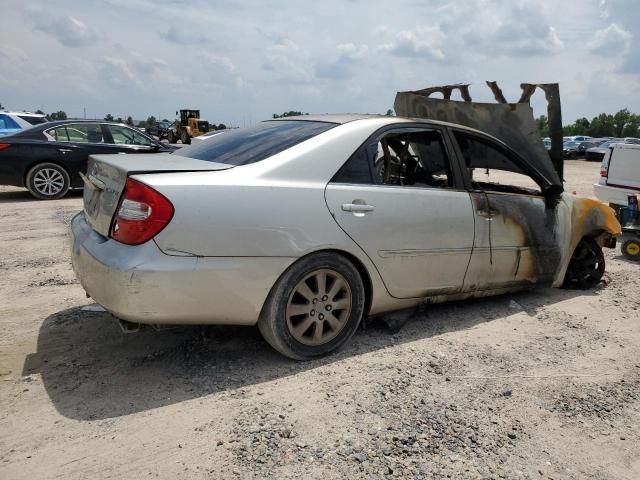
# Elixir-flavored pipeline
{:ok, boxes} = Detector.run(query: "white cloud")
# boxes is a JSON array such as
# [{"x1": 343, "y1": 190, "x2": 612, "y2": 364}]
[
  {"x1": 378, "y1": 26, "x2": 447, "y2": 62},
  {"x1": 159, "y1": 26, "x2": 208, "y2": 45},
  {"x1": 261, "y1": 38, "x2": 315, "y2": 85},
  {"x1": 99, "y1": 53, "x2": 171, "y2": 90},
  {"x1": 200, "y1": 54, "x2": 245, "y2": 88},
  {"x1": 588, "y1": 23, "x2": 632, "y2": 56},
  {"x1": 33, "y1": 15, "x2": 100, "y2": 48},
  {"x1": 315, "y1": 44, "x2": 369, "y2": 79},
  {"x1": 455, "y1": 1, "x2": 563, "y2": 57},
  {"x1": 0, "y1": 46, "x2": 30, "y2": 90}
]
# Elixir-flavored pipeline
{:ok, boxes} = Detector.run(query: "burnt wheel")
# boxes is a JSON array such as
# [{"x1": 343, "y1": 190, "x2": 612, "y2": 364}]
[
  {"x1": 622, "y1": 239, "x2": 640, "y2": 261},
  {"x1": 258, "y1": 253, "x2": 366, "y2": 360},
  {"x1": 563, "y1": 238, "x2": 605, "y2": 289}
]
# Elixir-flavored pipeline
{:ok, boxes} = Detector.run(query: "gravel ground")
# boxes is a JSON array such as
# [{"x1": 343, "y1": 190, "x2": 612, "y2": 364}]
[{"x1": 0, "y1": 160, "x2": 639, "y2": 479}]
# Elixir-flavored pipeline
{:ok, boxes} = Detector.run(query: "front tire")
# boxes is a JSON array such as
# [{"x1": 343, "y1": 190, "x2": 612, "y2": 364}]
[
  {"x1": 167, "y1": 130, "x2": 177, "y2": 144},
  {"x1": 563, "y1": 238, "x2": 605, "y2": 289},
  {"x1": 258, "y1": 253, "x2": 366, "y2": 360},
  {"x1": 180, "y1": 130, "x2": 191, "y2": 144},
  {"x1": 622, "y1": 239, "x2": 640, "y2": 261},
  {"x1": 26, "y1": 163, "x2": 70, "y2": 200}
]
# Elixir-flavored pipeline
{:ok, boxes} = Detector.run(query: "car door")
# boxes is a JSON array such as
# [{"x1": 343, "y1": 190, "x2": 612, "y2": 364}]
[
  {"x1": 325, "y1": 126, "x2": 475, "y2": 299},
  {"x1": 43, "y1": 123, "x2": 117, "y2": 187},
  {"x1": 102, "y1": 124, "x2": 159, "y2": 154},
  {"x1": 451, "y1": 130, "x2": 563, "y2": 290}
]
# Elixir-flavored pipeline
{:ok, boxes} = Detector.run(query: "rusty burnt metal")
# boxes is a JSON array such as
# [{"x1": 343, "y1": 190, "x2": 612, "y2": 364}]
[{"x1": 394, "y1": 81, "x2": 564, "y2": 186}]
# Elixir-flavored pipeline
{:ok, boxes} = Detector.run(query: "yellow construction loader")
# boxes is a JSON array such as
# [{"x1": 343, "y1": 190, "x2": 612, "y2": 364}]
[{"x1": 166, "y1": 109, "x2": 210, "y2": 144}]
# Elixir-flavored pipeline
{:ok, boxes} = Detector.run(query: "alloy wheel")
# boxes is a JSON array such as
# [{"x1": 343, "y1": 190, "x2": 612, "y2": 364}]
[
  {"x1": 286, "y1": 268, "x2": 352, "y2": 346},
  {"x1": 33, "y1": 168, "x2": 65, "y2": 197}
]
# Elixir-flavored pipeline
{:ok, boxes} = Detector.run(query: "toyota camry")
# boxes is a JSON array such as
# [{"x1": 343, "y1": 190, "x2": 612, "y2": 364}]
[{"x1": 70, "y1": 111, "x2": 620, "y2": 360}]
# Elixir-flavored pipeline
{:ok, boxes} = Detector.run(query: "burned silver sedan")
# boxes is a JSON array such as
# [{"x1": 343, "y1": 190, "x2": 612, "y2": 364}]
[{"x1": 71, "y1": 89, "x2": 620, "y2": 360}]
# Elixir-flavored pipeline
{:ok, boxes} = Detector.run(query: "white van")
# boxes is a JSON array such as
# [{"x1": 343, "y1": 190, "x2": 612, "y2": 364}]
[{"x1": 594, "y1": 143, "x2": 640, "y2": 207}]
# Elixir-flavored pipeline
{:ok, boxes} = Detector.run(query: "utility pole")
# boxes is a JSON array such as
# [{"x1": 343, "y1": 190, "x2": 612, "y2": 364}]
[{"x1": 84, "y1": 107, "x2": 86, "y2": 119}]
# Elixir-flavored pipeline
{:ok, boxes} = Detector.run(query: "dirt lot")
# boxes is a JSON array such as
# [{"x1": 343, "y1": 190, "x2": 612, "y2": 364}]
[{"x1": 1, "y1": 160, "x2": 638, "y2": 479}]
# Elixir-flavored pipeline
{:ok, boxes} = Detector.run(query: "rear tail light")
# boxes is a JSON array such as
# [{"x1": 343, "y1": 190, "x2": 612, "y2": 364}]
[
  {"x1": 0, "y1": 143, "x2": 11, "y2": 151},
  {"x1": 110, "y1": 178, "x2": 174, "y2": 245},
  {"x1": 600, "y1": 166, "x2": 608, "y2": 177}
]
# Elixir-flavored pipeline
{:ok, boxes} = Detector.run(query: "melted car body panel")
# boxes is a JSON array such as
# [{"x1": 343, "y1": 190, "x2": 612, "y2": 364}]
[
  {"x1": 394, "y1": 82, "x2": 564, "y2": 187},
  {"x1": 463, "y1": 192, "x2": 564, "y2": 291}
]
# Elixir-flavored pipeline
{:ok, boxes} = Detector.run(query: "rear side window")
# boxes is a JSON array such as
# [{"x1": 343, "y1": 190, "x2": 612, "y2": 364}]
[
  {"x1": 334, "y1": 128, "x2": 455, "y2": 188},
  {"x1": 0, "y1": 114, "x2": 20, "y2": 130},
  {"x1": 46, "y1": 124, "x2": 105, "y2": 143},
  {"x1": 18, "y1": 115, "x2": 47, "y2": 125},
  {"x1": 177, "y1": 120, "x2": 337, "y2": 165},
  {"x1": 332, "y1": 149, "x2": 373, "y2": 184}
]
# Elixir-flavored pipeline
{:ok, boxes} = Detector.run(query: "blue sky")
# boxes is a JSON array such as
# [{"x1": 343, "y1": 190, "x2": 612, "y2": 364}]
[{"x1": 1, "y1": 0, "x2": 638, "y2": 126}]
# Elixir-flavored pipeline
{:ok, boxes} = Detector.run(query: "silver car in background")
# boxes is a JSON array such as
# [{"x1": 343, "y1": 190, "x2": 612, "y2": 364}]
[{"x1": 71, "y1": 114, "x2": 620, "y2": 359}]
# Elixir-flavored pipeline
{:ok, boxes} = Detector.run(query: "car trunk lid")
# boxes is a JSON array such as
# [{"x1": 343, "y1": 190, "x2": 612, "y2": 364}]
[{"x1": 82, "y1": 153, "x2": 232, "y2": 237}]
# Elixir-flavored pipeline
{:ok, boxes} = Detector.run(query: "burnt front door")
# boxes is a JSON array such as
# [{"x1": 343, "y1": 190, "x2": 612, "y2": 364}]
[{"x1": 450, "y1": 130, "x2": 563, "y2": 292}]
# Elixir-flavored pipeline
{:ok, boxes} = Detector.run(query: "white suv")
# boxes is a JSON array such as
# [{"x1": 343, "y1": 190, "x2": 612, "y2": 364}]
[
  {"x1": 594, "y1": 143, "x2": 640, "y2": 208},
  {"x1": 0, "y1": 111, "x2": 48, "y2": 137}
]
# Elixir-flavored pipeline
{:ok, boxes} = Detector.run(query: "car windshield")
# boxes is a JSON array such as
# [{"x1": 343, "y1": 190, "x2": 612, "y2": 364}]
[
  {"x1": 564, "y1": 142, "x2": 577, "y2": 148},
  {"x1": 177, "y1": 120, "x2": 337, "y2": 165}
]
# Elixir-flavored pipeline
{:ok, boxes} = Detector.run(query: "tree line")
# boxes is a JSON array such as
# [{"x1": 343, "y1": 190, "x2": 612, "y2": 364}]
[
  {"x1": 6, "y1": 102, "x2": 636, "y2": 138},
  {"x1": 537, "y1": 108, "x2": 639, "y2": 138}
]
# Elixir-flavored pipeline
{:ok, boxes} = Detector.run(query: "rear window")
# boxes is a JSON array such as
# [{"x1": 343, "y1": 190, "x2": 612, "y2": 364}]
[
  {"x1": 177, "y1": 120, "x2": 337, "y2": 165},
  {"x1": 18, "y1": 115, "x2": 47, "y2": 125}
]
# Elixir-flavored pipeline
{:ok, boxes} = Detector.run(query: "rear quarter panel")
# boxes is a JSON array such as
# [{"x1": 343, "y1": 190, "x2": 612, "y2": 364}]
[
  {"x1": 0, "y1": 140, "x2": 91, "y2": 188},
  {"x1": 147, "y1": 118, "x2": 410, "y2": 258},
  {"x1": 0, "y1": 143, "x2": 28, "y2": 186},
  {"x1": 0, "y1": 142, "x2": 64, "y2": 187}
]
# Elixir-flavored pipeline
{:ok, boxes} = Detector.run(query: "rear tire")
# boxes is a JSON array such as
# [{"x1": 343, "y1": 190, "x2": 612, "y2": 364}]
[
  {"x1": 258, "y1": 253, "x2": 366, "y2": 360},
  {"x1": 25, "y1": 163, "x2": 70, "y2": 200},
  {"x1": 563, "y1": 238, "x2": 605, "y2": 289}
]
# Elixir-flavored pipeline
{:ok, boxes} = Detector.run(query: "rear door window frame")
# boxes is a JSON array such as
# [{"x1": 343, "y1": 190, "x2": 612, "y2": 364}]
[{"x1": 331, "y1": 123, "x2": 468, "y2": 191}]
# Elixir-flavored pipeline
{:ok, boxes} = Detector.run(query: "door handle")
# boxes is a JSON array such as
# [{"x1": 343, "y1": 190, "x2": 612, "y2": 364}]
[
  {"x1": 341, "y1": 203, "x2": 374, "y2": 213},
  {"x1": 58, "y1": 148, "x2": 73, "y2": 154},
  {"x1": 477, "y1": 208, "x2": 498, "y2": 219}
]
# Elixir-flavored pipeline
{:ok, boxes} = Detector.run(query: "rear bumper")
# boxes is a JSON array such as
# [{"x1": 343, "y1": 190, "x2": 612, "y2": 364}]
[
  {"x1": 70, "y1": 212, "x2": 295, "y2": 325},
  {"x1": 593, "y1": 183, "x2": 636, "y2": 207}
]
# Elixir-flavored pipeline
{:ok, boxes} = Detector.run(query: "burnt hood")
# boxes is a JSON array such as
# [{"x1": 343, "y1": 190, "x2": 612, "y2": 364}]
[{"x1": 394, "y1": 82, "x2": 564, "y2": 191}]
